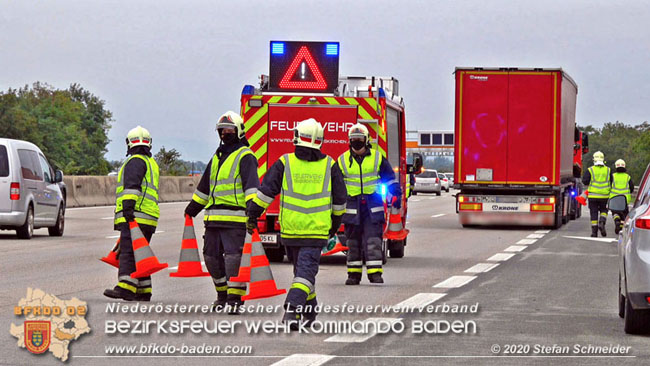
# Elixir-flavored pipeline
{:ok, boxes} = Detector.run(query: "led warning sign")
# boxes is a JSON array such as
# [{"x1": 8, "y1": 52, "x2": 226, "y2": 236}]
[{"x1": 268, "y1": 41, "x2": 340, "y2": 93}]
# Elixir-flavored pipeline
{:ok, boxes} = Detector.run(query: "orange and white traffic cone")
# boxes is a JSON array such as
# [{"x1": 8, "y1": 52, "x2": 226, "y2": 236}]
[
  {"x1": 229, "y1": 232, "x2": 253, "y2": 282},
  {"x1": 384, "y1": 197, "x2": 409, "y2": 240},
  {"x1": 322, "y1": 235, "x2": 348, "y2": 256},
  {"x1": 100, "y1": 238, "x2": 120, "y2": 268},
  {"x1": 170, "y1": 215, "x2": 210, "y2": 277},
  {"x1": 241, "y1": 230, "x2": 286, "y2": 301},
  {"x1": 129, "y1": 221, "x2": 168, "y2": 278},
  {"x1": 576, "y1": 190, "x2": 588, "y2": 206}
]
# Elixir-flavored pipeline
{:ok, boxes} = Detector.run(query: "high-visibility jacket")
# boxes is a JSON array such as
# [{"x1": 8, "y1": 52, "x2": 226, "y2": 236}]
[
  {"x1": 114, "y1": 155, "x2": 160, "y2": 227},
  {"x1": 203, "y1": 146, "x2": 255, "y2": 224},
  {"x1": 278, "y1": 153, "x2": 334, "y2": 240},
  {"x1": 587, "y1": 165, "x2": 611, "y2": 199},
  {"x1": 610, "y1": 172, "x2": 632, "y2": 203},
  {"x1": 338, "y1": 149, "x2": 381, "y2": 196}
]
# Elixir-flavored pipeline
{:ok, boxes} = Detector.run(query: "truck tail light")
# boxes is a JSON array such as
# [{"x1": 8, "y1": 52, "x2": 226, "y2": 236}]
[
  {"x1": 274, "y1": 219, "x2": 281, "y2": 231},
  {"x1": 458, "y1": 196, "x2": 465, "y2": 203},
  {"x1": 531, "y1": 204, "x2": 554, "y2": 212},
  {"x1": 10, "y1": 182, "x2": 20, "y2": 200},
  {"x1": 459, "y1": 203, "x2": 482, "y2": 211},
  {"x1": 646, "y1": 296, "x2": 650, "y2": 304},
  {"x1": 257, "y1": 220, "x2": 267, "y2": 233}
]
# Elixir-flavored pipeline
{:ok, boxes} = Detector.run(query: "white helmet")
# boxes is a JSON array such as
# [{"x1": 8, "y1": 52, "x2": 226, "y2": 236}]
[
  {"x1": 216, "y1": 111, "x2": 245, "y2": 140},
  {"x1": 593, "y1": 151, "x2": 605, "y2": 165},
  {"x1": 615, "y1": 159, "x2": 626, "y2": 168},
  {"x1": 348, "y1": 123, "x2": 370, "y2": 142},
  {"x1": 126, "y1": 126, "x2": 152, "y2": 148},
  {"x1": 293, "y1": 118, "x2": 324, "y2": 150}
]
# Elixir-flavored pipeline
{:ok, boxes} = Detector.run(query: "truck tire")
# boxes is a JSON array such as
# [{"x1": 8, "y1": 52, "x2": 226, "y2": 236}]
[
  {"x1": 16, "y1": 205, "x2": 34, "y2": 240},
  {"x1": 624, "y1": 296, "x2": 650, "y2": 334},
  {"x1": 48, "y1": 205, "x2": 65, "y2": 237},
  {"x1": 553, "y1": 197, "x2": 563, "y2": 229},
  {"x1": 436, "y1": 191, "x2": 441, "y2": 196},
  {"x1": 266, "y1": 247, "x2": 285, "y2": 263},
  {"x1": 389, "y1": 238, "x2": 405, "y2": 258}
]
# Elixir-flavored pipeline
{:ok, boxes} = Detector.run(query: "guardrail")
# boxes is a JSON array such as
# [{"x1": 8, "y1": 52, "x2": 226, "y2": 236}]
[{"x1": 63, "y1": 176, "x2": 201, "y2": 208}]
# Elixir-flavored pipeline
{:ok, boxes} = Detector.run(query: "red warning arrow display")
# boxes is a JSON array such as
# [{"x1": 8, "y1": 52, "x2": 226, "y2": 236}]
[{"x1": 279, "y1": 46, "x2": 327, "y2": 90}]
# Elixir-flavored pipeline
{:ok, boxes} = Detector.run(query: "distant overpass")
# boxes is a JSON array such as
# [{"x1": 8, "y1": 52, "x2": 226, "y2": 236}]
[{"x1": 406, "y1": 130, "x2": 453, "y2": 157}]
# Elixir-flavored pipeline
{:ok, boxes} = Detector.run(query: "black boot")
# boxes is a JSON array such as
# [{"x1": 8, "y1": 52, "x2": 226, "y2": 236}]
[
  {"x1": 211, "y1": 292, "x2": 228, "y2": 312},
  {"x1": 226, "y1": 293, "x2": 244, "y2": 315},
  {"x1": 614, "y1": 217, "x2": 622, "y2": 235},
  {"x1": 591, "y1": 226, "x2": 598, "y2": 237},
  {"x1": 302, "y1": 299, "x2": 318, "y2": 327},
  {"x1": 103, "y1": 286, "x2": 136, "y2": 301},
  {"x1": 282, "y1": 304, "x2": 301, "y2": 331},
  {"x1": 599, "y1": 217, "x2": 607, "y2": 237},
  {"x1": 135, "y1": 291, "x2": 152, "y2": 302},
  {"x1": 345, "y1": 273, "x2": 361, "y2": 285},
  {"x1": 368, "y1": 272, "x2": 384, "y2": 284}
]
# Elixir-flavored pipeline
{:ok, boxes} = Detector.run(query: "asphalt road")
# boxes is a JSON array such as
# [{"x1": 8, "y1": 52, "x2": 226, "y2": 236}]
[{"x1": 1, "y1": 192, "x2": 648, "y2": 365}]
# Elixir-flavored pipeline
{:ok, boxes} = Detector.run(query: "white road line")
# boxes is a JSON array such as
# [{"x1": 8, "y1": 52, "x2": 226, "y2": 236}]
[
  {"x1": 504, "y1": 245, "x2": 527, "y2": 252},
  {"x1": 155, "y1": 231, "x2": 165, "y2": 234},
  {"x1": 410, "y1": 199, "x2": 421, "y2": 202},
  {"x1": 431, "y1": 214, "x2": 446, "y2": 218},
  {"x1": 406, "y1": 221, "x2": 410, "y2": 225},
  {"x1": 433, "y1": 275, "x2": 476, "y2": 288},
  {"x1": 105, "y1": 235, "x2": 120, "y2": 239},
  {"x1": 271, "y1": 354, "x2": 335, "y2": 366},
  {"x1": 563, "y1": 235, "x2": 618, "y2": 243},
  {"x1": 101, "y1": 217, "x2": 114, "y2": 220},
  {"x1": 535, "y1": 230, "x2": 551, "y2": 234},
  {"x1": 516, "y1": 238, "x2": 537, "y2": 245},
  {"x1": 464, "y1": 263, "x2": 500, "y2": 273},
  {"x1": 324, "y1": 318, "x2": 402, "y2": 343},
  {"x1": 428, "y1": 197, "x2": 437, "y2": 200},
  {"x1": 527, "y1": 233, "x2": 545, "y2": 239},
  {"x1": 487, "y1": 253, "x2": 515, "y2": 262},
  {"x1": 393, "y1": 293, "x2": 446, "y2": 311}
]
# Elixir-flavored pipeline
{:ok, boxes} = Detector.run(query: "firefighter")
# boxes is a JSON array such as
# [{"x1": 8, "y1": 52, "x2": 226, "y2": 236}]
[
  {"x1": 184, "y1": 111, "x2": 259, "y2": 314},
  {"x1": 582, "y1": 151, "x2": 613, "y2": 237},
  {"x1": 610, "y1": 159, "x2": 634, "y2": 234},
  {"x1": 337, "y1": 123, "x2": 401, "y2": 285},
  {"x1": 247, "y1": 118, "x2": 346, "y2": 328},
  {"x1": 104, "y1": 126, "x2": 159, "y2": 301}
]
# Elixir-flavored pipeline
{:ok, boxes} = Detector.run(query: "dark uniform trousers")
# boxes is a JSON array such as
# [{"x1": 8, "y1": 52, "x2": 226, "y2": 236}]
[
  {"x1": 118, "y1": 223, "x2": 155, "y2": 294},
  {"x1": 588, "y1": 198, "x2": 609, "y2": 227},
  {"x1": 345, "y1": 202, "x2": 384, "y2": 275},
  {"x1": 285, "y1": 245, "x2": 321, "y2": 310},
  {"x1": 203, "y1": 227, "x2": 247, "y2": 303}
]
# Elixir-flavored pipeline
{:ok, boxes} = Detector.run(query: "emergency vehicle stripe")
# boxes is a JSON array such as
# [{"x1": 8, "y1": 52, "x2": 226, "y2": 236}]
[{"x1": 324, "y1": 97, "x2": 339, "y2": 105}]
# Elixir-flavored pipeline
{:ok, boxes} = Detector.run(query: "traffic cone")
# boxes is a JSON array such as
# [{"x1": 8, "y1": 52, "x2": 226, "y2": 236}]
[
  {"x1": 229, "y1": 232, "x2": 253, "y2": 282},
  {"x1": 384, "y1": 197, "x2": 409, "y2": 240},
  {"x1": 129, "y1": 221, "x2": 168, "y2": 278},
  {"x1": 100, "y1": 238, "x2": 120, "y2": 268},
  {"x1": 170, "y1": 215, "x2": 210, "y2": 277},
  {"x1": 322, "y1": 235, "x2": 348, "y2": 256},
  {"x1": 241, "y1": 230, "x2": 286, "y2": 301},
  {"x1": 576, "y1": 190, "x2": 588, "y2": 206}
]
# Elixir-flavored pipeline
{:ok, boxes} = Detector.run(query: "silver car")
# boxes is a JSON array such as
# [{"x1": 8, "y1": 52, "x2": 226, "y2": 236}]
[
  {"x1": 439, "y1": 173, "x2": 450, "y2": 192},
  {"x1": 413, "y1": 169, "x2": 441, "y2": 196},
  {"x1": 618, "y1": 162, "x2": 650, "y2": 334},
  {"x1": 0, "y1": 138, "x2": 66, "y2": 239}
]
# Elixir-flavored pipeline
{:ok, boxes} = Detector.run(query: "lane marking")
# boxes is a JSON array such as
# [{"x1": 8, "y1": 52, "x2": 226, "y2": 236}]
[
  {"x1": 105, "y1": 235, "x2": 120, "y2": 239},
  {"x1": 464, "y1": 263, "x2": 500, "y2": 273},
  {"x1": 410, "y1": 199, "x2": 421, "y2": 202},
  {"x1": 563, "y1": 235, "x2": 618, "y2": 243},
  {"x1": 504, "y1": 245, "x2": 527, "y2": 252},
  {"x1": 393, "y1": 293, "x2": 446, "y2": 311},
  {"x1": 431, "y1": 214, "x2": 446, "y2": 218},
  {"x1": 516, "y1": 238, "x2": 537, "y2": 245},
  {"x1": 527, "y1": 233, "x2": 545, "y2": 239},
  {"x1": 324, "y1": 318, "x2": 402, "y2": 343},
  {"x1": 535, "y1": 230, "x2": 551, "y2": 234},
  {"x1": 428, "y1": 197, "x2": 437, "y2": 200},
  {"x1": 101, "y1": 217, "x2": 114, "y2": 220},
  {"x1": 487, "y1": 253, "x2": 515, "y2": 261},
  {"x1": 271, "y1": 354, "x2": 335, "y2": 366},
  {"x1": 433, "y1": 276, "x2": 476, "y2": 288}
]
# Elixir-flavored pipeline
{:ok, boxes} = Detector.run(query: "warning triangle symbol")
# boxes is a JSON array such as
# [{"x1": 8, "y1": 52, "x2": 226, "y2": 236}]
[{"x1": 279, "y1": 46, "x2": 328, "y2": 90}]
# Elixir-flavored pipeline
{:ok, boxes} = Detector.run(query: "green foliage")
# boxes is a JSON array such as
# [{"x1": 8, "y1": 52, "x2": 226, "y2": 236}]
[
  {"x1": 154, "y1": 146, "x2": 186, "y2": 176},
  {"x1": 581, "y1": 121, "x2": 650, "y2": 185},
  {"x1": 0, "y1": 82, "x2": 112, "y2": 175}
]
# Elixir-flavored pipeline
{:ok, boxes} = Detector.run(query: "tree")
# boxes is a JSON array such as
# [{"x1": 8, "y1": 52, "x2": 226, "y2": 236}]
[{"x1": 154, "y1": 146, "x2": 186, "y2": 176}]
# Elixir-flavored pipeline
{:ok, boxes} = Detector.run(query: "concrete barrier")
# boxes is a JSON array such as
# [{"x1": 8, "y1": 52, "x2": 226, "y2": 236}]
[{"x1": 63, "y1": 176, "x2": 200, "y2": 208}]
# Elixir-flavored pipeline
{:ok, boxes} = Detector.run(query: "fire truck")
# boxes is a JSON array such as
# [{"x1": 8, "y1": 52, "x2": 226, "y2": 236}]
[{"x1": 240, "y1": 41, "x2": 420, "y2": 262}]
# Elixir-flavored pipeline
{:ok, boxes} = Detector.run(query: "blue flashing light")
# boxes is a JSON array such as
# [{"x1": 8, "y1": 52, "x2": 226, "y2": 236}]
[
  {"x1": 271, "y1": 42, "x2": 285, "y2": 55},
  {"x1": 241, "y1": 85, "x2": 255, "y2": 95},
  {"x1": 571, "y1": 190, "x2": 577, "y2": 197},
  {"x1": 325, "y1": 43, "x2": 339, "y2": 56},
  {"x1": 378, "y1": 88, "x2": 386, "y2": 98},
  {"x1": 380, "y1": 184, "x2": 387, "y2": 198}
]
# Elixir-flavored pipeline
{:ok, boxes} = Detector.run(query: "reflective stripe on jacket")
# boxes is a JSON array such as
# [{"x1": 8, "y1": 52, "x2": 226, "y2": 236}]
[
  {"x1": 587, "y1": 165, "x2": 611, "y2": 199},
  {"x1": 115, "y1": 155, "x2": 160, "y2": 227},
  {"x1": 610, "y1": 172, "x2": 631, "y2": 203},
  {"x1": 205, "y1": 146, "x2": 254, "y2": 223}
]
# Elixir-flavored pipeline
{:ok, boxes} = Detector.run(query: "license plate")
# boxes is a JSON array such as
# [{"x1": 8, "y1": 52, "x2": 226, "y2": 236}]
[{"x1": 260, "y1": 234, "x2": 277, "y2": 244}]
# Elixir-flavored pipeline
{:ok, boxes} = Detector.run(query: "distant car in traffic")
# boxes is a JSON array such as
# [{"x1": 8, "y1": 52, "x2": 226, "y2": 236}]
[
  {"x1": 439, "y1": 173, "x2": 450, "y2": 192},
  {"x1": 413, "y1": 169, "x2": 441, "y2": 196},
  {"x1": 446, "y1": 173, "x2": 455, "y2": 186},
  {"x1": 0, "y1": 138, "x2": 66, "y2": 239},
  {"x1": 618, "y1": 162, "x2": 650, "y2": 334}
]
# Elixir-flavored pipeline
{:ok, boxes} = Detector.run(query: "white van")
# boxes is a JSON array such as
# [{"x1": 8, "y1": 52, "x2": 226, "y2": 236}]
[{"x1": 0, "y1": 138, "x2": 66, "y2": 238}]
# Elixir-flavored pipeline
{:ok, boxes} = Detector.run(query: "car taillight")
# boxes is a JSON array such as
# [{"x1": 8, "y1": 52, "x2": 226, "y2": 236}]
[
  {"x1": 435, "y1": 178, "x2": 439, "y2": 183},
  {"x1": 635, "y1": 216, "x2": 650, "y2": 230},
  {"x1": 10, "y1": 182, "x2": 20, "y2": 200}
]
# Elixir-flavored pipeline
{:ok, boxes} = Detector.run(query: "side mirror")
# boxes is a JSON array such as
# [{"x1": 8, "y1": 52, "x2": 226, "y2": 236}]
[
  {"x1": 410, "y1": 153, "x2": 423, "y2": 174},
  {"x1": 582, "y1": 134, "x2": 589, "y2": 153},
  {"x1": 607, "y1": 195, "x2": 627, "y2": 212},
  {"x1": 55, "y1": 170, "x2": 64, "y2": 183}
]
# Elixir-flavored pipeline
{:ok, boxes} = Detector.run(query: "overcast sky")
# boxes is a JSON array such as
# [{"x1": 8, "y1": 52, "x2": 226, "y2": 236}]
[{"x1": 1, "y1": 0, "x2": 648, "y2": 162}]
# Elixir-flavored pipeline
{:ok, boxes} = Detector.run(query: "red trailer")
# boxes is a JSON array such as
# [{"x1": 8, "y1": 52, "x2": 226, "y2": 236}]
[{"x1": 454, "y1": 67, "x2": 580, "y2": 228}]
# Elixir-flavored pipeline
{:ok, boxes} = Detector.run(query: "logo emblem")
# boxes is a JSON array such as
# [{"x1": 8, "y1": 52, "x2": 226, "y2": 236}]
[{"x1": 24, "y1": 321, "x2": 51, "y2": 354}]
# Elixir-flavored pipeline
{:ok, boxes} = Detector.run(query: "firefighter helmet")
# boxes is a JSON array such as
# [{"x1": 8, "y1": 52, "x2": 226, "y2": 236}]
[
  {"x1": 615, "y1": 159, "x2": 626, "y2": 168},
  {"x1": 126, "y1": 126, "x2": 152, "y2": 148},
  {"x1": 216, "y1": 111, "x2": 245, "y2": 140},
  {"x1": 293, "y1": 118, "x2": 324, "y2": 150},
  {"x1": 348, "y1": 123, "x2": 370, "y2": 142},
  {"x1": 593, "y1": 151, "x2": 605, "y2": 165}
]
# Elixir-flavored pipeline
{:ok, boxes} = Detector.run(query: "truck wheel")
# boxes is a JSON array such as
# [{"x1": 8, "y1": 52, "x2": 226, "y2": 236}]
[
  {"x1": 553, "y1": 196, "x2": 563, "y2": 229},
  {"x1": 266, "y1": 247, "x2": 285, "y2": 263},
  {"x1": 436, "y1": 191, "x2": 441, "y2": 196},
  {"x1": 16, "y1": 205, "x2": 34, "y2": 240},
  {"x1": 48, "y1": 205, "x2": 65, "y2": 237}
]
